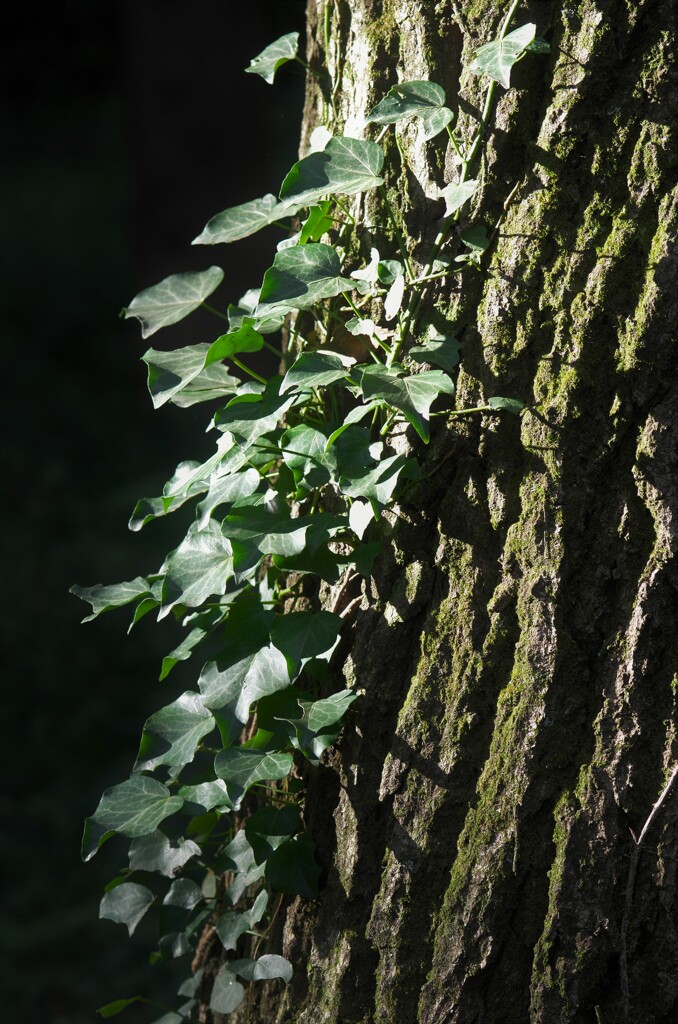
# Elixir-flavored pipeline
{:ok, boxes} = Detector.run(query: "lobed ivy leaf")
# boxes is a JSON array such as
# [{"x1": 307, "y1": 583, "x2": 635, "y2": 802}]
[
  {"x1": 70, "y1": 577, "x2": 151, "y2": 623},
  {"x1": 279, "y1": 135, "x2": 384, "y2": 208},
  {"x1": 354, "y1": 364, "x2": 455, "y2": 441},
  {"x1": 245, "y1": 31, "x2": 299, "y2": 84},
  {"x1": 163, "y1": 878, "x2": 204, "y2": 911},
  {"x1": 469, "y1": 22, "x2": 537, "y2": 89},
  {"x1": 216, "y1": 911, "x2": 252, "y2": 953},
  {"x1": 169, "y1": 363, "x2": 242, "y2": 408},
  {"x1": 178, "y1": 780, "x2": 234, "y2": 814},
  {"x1": 99, "y1": 883, "x2": 155, "y2": 937},
  {"x1": 271, "y1": 611, "x2": 342, "y2": 674},
  {"x1": 339, "y1": 451, "x2": 418, "y2": 508},
  {"x1": 264, "y1": 833, "x2": 322, "y2": 898},
  {"x1": 134, "y1": 692, "x2": 215, "y2": 774},
  {"x1": 244, "y1": 805, "x2": 301, "y2": 864},
  {"x1": 83, "y1": 777, "x2": 184, "y2": 860},
  {"x1": 161, "y1": 520, "x2": 233, "y2": 617},
  {"x1": 195, "y1": 466, "x2": 261, "y2": 528},
  {"x1": 198, "y1": 644, "x2": 290, "y2": 724},
  {"x1": 283, "y1": 350, "x2": 352, "y2": 393},
  {"x1": 193, "y1": 194, "x2": 300, "y2": 246},
  {"x1": 122, "y1": 267, "x2": 224, "y2": 338},
  {"x1": 409, "y1": 333, "x2": 461, "y2": 371},
  {"x1": 228, "y1": 287, "x2": 285, "y2": 335},
  {"x1": 159, "y1": 614, "x2": 219, "y2": 682},
  {"x1": 214, "y1": 377, "x2": 300, "y2": 449},
  {"x1": 440, "y1": 178, "x2": 478, "y2": 216},
  {"x1": 256, "y1": 242, "x2": 355, "y2": 317},
  {"x1": 365, "y1": 80, "x2": 454, "y2": 140},
  {"x1": 214, "y1": 749, "x2": 293, "y2": 804},
  {"x1": 218, "y1": 830, "x2": 266, "y2": 902},
  {"x1": 128, "y1": 830, "x2": 200, "y2": 877},
  {"x1": 460, "y1": 226, "x2": 490, "y2": 253}
]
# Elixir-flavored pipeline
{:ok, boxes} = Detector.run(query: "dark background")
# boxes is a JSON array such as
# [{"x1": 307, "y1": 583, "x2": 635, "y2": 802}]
[{"x1": 0, "y1": 2, "x2": 306, "y2": 1020}]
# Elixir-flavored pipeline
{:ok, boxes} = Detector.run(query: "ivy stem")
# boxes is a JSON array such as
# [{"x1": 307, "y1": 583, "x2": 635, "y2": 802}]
[
  {"x1": 231, "y1": 357, "x2": 267, "y2": 385},
  {"x1": 333, "y1": 197, "x2": 357, "y2": 225},
  {"x1": 341, "y1": 291, "x2": 363, "y2": 319},
  {"x1": 445, "y1": 123, "x2": 466, "y2": 165},
  {"x1": 388, "y1": 0, "x2": 519, "y2": 366},
  {"x1": 202, "y1": 301, "x2": 229, "y2": 323}
]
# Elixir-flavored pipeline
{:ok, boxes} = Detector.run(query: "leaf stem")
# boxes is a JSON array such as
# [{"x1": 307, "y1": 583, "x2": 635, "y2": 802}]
[
  {"x1": 231, "y1": 357, "x2": 267, "y2": 385},
  {"x1": 202, "y1": 301, "x2": 229, "y2": 323}
]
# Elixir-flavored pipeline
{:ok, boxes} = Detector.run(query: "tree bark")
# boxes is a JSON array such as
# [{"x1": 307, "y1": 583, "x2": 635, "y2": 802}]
[{"x1": 229, "y1": 1, "x2": 678, "y2": 1021}]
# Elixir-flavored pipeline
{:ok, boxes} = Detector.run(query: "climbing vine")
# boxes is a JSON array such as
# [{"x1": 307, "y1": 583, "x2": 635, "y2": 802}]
[{"x1": 73, "y1": 3, "x2": 548, "y2": 1019}]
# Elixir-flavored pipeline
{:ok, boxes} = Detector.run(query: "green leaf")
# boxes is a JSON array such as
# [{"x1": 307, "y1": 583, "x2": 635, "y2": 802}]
[
  {"x1": 227, "y1": 955, "x2": 293, "y2": 983},
  {"x1": 70, "y1": 577, "x2": 151, "y2": 623},
  {"x1": 214, "y1": 749, "x2": 293, "y2": 803},
  {"x1": 526, "y1": 36, "x2": 551, "y2": 54},
  {"x1": 198, "y1": 644, "x2": 290, "y2": 724},
  {"x1": 282, "y1": 350, "x2": 352, "y2": 393},
  {"x1": 210, "y1": 966, "x2": 245, "y2": 1013},
  {"x1": 244, "y1": 806, "x2": 301, "y2": 864},
  {"x1": 339, "y1": 451, "x2": 417, "y2": 508},
  {"x1": 218, "y1": 830, "x2": 266, "y2": 902},
  {"x1": 265, "y1": 833, "x2": 322, "y2": 898},
  {"x1": 384, "y1": 273, "x2": 405, "y2": 321},
  {"x1": 279, "y1": 423, "x2": 333, "y2": 494},
  {"x1": 325, "y1": 402, "x2": 380, "y2": 449},
  {"x1": 216, "y1": 911, "x2": 252, "y2": 952},
  {"x1": 469, "y1": 22, "x2": 537, "y2": 89},
  {"x1": 122, "y1": 267, "x2": 224, "y2": 339},
  {"x1": 134, "y1": 692, "x2": 215, "y2": 773},
  {"x1": 99, "y1": 883, "x2": 155, "y2": 937},
  {"x1": 161, "y1": 520, "x2": 233, "y2": 617},
  {"x1": 193, "y1": 194, "x2": 299, "y2": 245},
  {"x1": 178, "y1": 780, "x2": 233, "y2": 814},
  {"x1": 228, "y1": 288, "x2": 284, "y2": 334},
  {"x1": 214, "y1": 377, "x2": 300, "y2": 448},
  {"x1": 163, "y1": 878, "x2": 204, "y2": 910},
  {"x1": 195, "y1": 467, "x2": 261, "y2": 528},
  {"x1": 245, "y1": 31, "x2": 299, "y2": 84},
  {"x1": 279, "y1": 135, "x2": 384, "y2": 207},
  {"x1": 83, "y1": 777, "x2": 184, "y2": 860},
  {"x1": 171, "y1": 362, "x2": 243, "y2": 408},
  {"x1": 488, "y1": 396, "x2": 525, "y2": 414},
  {"x1": 440, "y1": 179, "x2": 478, "y2": 216},
  {"x1": 256, "y1": 242, "x2": 355, "y2": 317},
  {"x1": 304, "y1": 689, "x2": 358, "y2": 732},
  {"x1": 460, "y1": 226, "x2": 490, "y2": 252},
  {"x1": 97, "y1": 997, "x2": 144, "y2": 1018},
  {"x1": 409, "y1": 333, "x2": 460, "y2": 371},
  {"x1": 159, "y1": 620, "x2": 215, "y2": 682},
  {"x1": 365, "y1": 80, "x2": 454, "y2": 140},
  {"x1": 128, "y1": 830, "x2": 200, "y2": 877},
  {"x1": 354, "y1": 364, "x2": 455, "y2": 441},
  {"x1": 271, "y1": 611, "x2": 342, "y2": 672},
  {"x1": 300, "y1": 201, "x2": 334, "y2": 243}
]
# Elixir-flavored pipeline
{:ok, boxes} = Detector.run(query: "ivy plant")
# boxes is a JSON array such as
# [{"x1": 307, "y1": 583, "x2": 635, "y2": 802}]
[{"x1": 73, "y1": 6, "x2": 547, "y2": 1019}]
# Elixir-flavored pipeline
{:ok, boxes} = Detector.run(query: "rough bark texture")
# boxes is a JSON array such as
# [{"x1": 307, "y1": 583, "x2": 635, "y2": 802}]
[{"x1": 227, "y1": 1, "x2": 678, "y2": 1021}]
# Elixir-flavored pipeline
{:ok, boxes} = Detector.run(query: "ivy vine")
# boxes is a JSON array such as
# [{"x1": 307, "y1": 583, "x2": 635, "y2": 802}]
[{"x1": 73, "y1": 3, "x2": 548, "y2": 1019}]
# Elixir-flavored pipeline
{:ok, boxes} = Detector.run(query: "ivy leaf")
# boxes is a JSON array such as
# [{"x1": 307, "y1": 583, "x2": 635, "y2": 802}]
[
  {"x1": 354, "y1": 364, "x2": 455, "y2": 441},
  {"x1": 488, "y1": 396, "x2": 525, "y2": 414},
  {"x1": 214, "y1": 377, "x2": 300, "y2": 449},
  {"x1": 128, "y1": 830, "x2": 200, "y2": 877},
  {"x1": 216, "y1": 911, "x2": 252, "y2": 952},
  {"x1": 384, "y1": 272, "x2": 405, "y2": 321},
  {"x1": 100, "y1": 883, "x2": 155, "y2": 937},
  {"x1": 304, "y1": 690, "x2": 358, "y2": 732},
  {"x1": 339, "y1": 451, "x2": 417, "y2": 508},
  {"x1": 97, "y1": 997, "x2": 145, "y2": 1018},
  {"x1": 244, "y1": 806, "x2": 301, "y2": 864},
  {"x1": 214, "y1": 749, "x2": 293, "y2": 804},
  {"x1": 265, "y1": 833, "x2": 322, "y2": 898},
  {"x1": 460, "y1": 226, "x2": 490, "y2": 253},
  {"x1": 469, "y1": 23, "x2": 537, "y2": 89},
  {"x1": 271, "y1": 611, "x2": 342, "y2": 674},
  {"x1": 83, "y1": 777, "x2": 184, "y2": 860},
  {"x1": 282, "y1": 350, "x2": 352, "y2": 393},
  {"x1": 142, "y1": 344, "x2": 221, "y2": 410},
  {"x1": 256, "y1": 242, "x2": 355, "y2": 317},
  {"x1": 70, "y1": 577, "x2": 151, "y2": 623},
  {"x1": 440, "y1": 179, "x2": 478, "y2": 216},
  {"x1": 161, "y1": 520, "x2": 233, "y2": 617},
  {"x1": 198, "y1": 645, "x2": 290, "y2": 724},
  {"x1": 134, "y1": 692, "x2": 215, "y2": 774},
  {"x1": 163, "y1": 878, "x2": 204, "y2": 911},
  {"x1": 526, "y1": 36, "x2": 551, "y2": 54},
  {"x1": 228, "y1": 288, "x2": 284, "y2": 335},
  {"x1": 170, "y1": 363, "x2": 242, "y2": 408},
  {"x1": 210, "y1": 966, "x2": 245, "y2": 1013},
  {"x1": 365, "y1": 80, "x2": 453, "y2": 140},
  {"x1": 193, "y1": 194, "x2": 299, "y2": 246},
  {"x1": 245, "y1": 31, "x2": 299, "y2": 84},
  {"x1": 410, "y1": 333, "x2": 460, "y2": 371},
  {"x1": 218, "y1": 830, "x2": 266, "y2": 902},
  {"x1": 195, "y1": 467, "x2": 261, "y2": 528},
  {"x1": 159, "y1": 615, "x2": 219, "y2": 682},
  {"x1": 325, "y1": 402, "x2": 381, "y2": 449},
  {"x1": 227, "y1": 955, "x2": 293, "y2": 983},
  {"x1": 279, "y1": 135, "x2": 385, "y2": 208},
  {"x1": 122, "y1": 267, "x2": 224, "y2": 339},
  {"x1": 279, "y1": 423, "x2": 333, "y2": 495},
  {"x1": 178, "y1": 780, "x2": 234, "y2": 814},
  {"x1": 300, "y1": 201, "x2": 334, "y2": 243},
  {"x1": 349, "y1": 499, "x2": 374, "y2": 539}
]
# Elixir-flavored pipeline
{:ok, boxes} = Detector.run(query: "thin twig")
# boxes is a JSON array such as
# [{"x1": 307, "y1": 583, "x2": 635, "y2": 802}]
[{"x1": 620, "y1": 763, "x2": 678, "y2": 1021}]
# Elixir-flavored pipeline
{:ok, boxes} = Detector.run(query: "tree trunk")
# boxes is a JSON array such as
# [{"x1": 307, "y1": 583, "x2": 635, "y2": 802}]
[{"x1": 232, "y1": 1, "x2": 678, "y2": 1021}]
